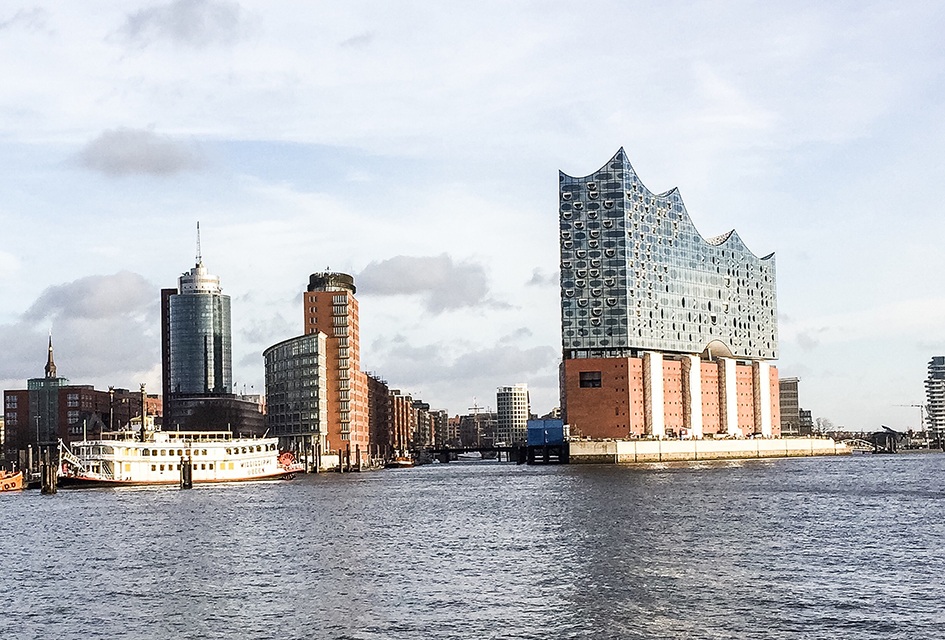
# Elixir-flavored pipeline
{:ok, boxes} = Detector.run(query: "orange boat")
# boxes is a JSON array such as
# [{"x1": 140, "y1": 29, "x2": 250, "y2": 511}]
[{"x1": 0, "y1": 470, "x2": 23, "y2": 492}]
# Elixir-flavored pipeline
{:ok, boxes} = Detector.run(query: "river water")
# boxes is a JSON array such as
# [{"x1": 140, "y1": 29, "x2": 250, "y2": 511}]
[{"x1": 1, "y1": 452, "x2": 943, "y2": 640}]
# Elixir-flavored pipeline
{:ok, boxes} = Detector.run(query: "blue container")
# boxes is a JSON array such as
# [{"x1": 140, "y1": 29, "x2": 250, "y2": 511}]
[{"x1": 527, "y1": 419, "x2": 568, "y2": 446}]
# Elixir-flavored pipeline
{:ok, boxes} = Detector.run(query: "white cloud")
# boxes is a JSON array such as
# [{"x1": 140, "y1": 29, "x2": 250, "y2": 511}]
[
  {"x1": 357, "y1": 254, "x2": 508, "y2": 314},
  {"x1": 75, "y1": 128, "x2": 205, "y2": 176},
  {"x1": 0, "y1": 7, "x2": 49, "y2": 32},
  {"x1": 0, "y1": 272, "x2": 159, "y2": 388},
  {"x1": 119, "y1": 0, "x2": 255, "y2": 48}
]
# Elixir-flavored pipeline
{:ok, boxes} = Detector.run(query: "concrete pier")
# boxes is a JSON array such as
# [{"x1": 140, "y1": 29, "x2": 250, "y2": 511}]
[{"x1": 568, "y1": 437, "x2": 849, "y2": 464}]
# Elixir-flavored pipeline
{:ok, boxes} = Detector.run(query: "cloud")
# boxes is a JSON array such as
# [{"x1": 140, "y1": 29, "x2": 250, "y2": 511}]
[
  {"x1": 24, "y1": 271, "x2": 155, "y2": 322},
  {"x1": 357, "y1": 254, "x2": 507, "y2": 313},
  {"x1": 0, "y1": 272, "x2": 159, "y2": 384},
  {"x1": 340, "y1": 32, "x2": 374, "y2": 48},
  {"x1": 794, "y1": 331, "x2": 820, "y2": 351},
  {"x1": 240, "y1": 313, "x2": 295, "y2": 345},
  {"x1": 526, "y1": 268, "x2": 557, "y2": 287},
  {"x1": 0, "y1": 251, "x2": 20, "y2": 279},
  {"x1": 0, "y1": 7, "x2": 49, "y2": 32},
  {"x1": 369, "y1": 334, "x2": 557, "y2": 385},
  {"x1": 120, "y1": 0, "x2": 254, "y2": 48},
  {"x1": 75, "y1": 128, "x2": 204, "y2": 176}
]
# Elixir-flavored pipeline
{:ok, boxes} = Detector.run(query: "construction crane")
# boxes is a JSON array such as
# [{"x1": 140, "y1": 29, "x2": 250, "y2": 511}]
[{"x1": 895, "y1": 404, "x2": 928, "y2": 432}]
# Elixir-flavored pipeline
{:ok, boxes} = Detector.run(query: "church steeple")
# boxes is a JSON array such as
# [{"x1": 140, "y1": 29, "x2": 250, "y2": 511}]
[{"x1": 44, "y1": 334, "x2": 57, "y2": 379}]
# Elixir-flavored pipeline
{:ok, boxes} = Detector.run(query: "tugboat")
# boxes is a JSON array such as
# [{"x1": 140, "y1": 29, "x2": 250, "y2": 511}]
[{"x1": 0, "y1": 470, "x2": 23, "y2": 492}]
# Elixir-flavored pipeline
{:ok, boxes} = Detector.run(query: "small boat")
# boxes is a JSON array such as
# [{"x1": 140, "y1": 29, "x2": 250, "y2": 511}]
[
  {"x1": 0, "y1": 470, "x2": 23, "y2": 492},
  {"x1": 385, "y1": 456, "x2": 415, "y2": 469}
]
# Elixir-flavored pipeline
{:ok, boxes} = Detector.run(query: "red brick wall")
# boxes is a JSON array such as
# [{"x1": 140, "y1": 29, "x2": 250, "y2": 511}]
[
  {"x1": 701, "y1": 363, "x2": 721, "y2": 434},
  {"x1": 662, "y1": 360, "x2": 683, "y2": 434},
  {"x1": 563, "y1": 357, "x2": 632, "y2": 439}
]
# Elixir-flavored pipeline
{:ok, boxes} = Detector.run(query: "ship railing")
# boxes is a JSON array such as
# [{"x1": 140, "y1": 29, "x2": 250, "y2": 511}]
[{"x1": 58, "y1": 439, "x2": 89, "y2": 475}]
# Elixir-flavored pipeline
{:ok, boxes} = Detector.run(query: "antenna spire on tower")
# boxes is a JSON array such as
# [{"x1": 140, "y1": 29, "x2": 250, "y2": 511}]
[{"x1": 196, "y1": 221, "x2": 202, "y2": 265}]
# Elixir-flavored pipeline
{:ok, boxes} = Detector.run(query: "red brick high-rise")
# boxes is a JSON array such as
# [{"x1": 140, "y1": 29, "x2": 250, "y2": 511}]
[{"x1": 303, "y1": 272, "x2": 370, "y2": 465}]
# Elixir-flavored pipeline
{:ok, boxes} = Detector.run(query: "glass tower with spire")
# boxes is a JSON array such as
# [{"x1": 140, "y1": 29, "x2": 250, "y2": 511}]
[{"x1": 161, "y1": 225, "x2": 233, "y2": 428}]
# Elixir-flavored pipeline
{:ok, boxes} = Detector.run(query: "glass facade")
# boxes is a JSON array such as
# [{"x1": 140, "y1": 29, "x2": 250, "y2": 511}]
[
  {"x1": 264, "y1": 333, "x2": 328, "y2": 439},
  {"x1": 168, "y1": 262, "x2": 232, "y2": 395},
  {"x1": 560, "y1": 148, "x2": 778, "y2": 361},
  {"x1": 27, "y1": 376, "x2": 67, "y2": 445}
]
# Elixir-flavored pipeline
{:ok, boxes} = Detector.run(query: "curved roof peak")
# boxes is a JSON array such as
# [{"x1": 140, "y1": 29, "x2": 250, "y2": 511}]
[{"x1": 707, "y1": 230, "x2": 736, "y2": 246}]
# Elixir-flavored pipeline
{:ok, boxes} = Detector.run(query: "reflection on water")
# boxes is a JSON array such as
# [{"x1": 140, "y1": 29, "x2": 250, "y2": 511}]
[{"x1": 1, "y1": 454, "x2": 944, "y2": 639}]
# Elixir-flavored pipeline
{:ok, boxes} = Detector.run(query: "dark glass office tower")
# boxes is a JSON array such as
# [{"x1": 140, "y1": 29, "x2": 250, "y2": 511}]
[
  {"x1": 168, "y1": 261, "x2": 231, "y2": 395},
  {"x1": 161, "y1": 242, "x2": 249, "y2": 431}
]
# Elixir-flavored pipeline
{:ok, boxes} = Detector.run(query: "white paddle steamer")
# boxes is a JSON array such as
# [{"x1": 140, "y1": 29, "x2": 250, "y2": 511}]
[{"x1": 59, "y1": 424, "x2": 302, "y2": 487}]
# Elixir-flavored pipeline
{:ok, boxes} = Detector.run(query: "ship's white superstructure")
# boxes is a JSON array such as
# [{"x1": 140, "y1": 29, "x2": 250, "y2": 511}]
[{"x1": 59, "y1": 426, "x2": 300, "y2": 486}]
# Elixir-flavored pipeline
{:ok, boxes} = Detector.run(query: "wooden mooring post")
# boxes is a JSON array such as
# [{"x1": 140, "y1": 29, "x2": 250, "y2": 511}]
[
  {"x1": 40, "y1": 447, "x2": 57, "y2": 495},
  {"x1": 180, "y1": 455, "x2": 193, "y2": 489}
]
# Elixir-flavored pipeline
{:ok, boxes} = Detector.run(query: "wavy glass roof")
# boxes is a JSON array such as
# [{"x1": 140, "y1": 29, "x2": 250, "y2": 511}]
[{"x1": 559, "y1": 148, "x2": 777, "y2": 360}]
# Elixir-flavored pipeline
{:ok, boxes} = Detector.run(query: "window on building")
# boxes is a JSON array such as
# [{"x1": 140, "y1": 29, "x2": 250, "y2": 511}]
[{"x1": 579, "y1": 371, "x2": 602, "y2": 388}]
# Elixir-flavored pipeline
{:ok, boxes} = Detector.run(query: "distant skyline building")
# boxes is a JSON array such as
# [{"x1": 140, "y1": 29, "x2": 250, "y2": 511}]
[
  {"x1": 560, "y1": 148, "x2": 780, "y2": 439},
  {"x1": 779, "y1": 377, "x2": 800, "y2": 436},
  {"x1": 496, "y1": 383, "x2": 530, "y2": 445},
  {"x1": 457, "y1": 409, "x2": 497, "y2": 448},
  {"x1": 925, "y1": 356, "x2": 945, "y2": 435}
]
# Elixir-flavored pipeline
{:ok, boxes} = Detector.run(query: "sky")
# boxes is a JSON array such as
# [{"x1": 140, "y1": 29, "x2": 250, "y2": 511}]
[{"x1": 1, "y1": 1, "x2": 945, "y2": 430}]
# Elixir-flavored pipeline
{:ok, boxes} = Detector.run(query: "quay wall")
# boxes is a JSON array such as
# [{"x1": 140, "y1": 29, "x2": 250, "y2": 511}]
[{"x1": 568, "y1": 437, "x2": 850, "y2": 464}]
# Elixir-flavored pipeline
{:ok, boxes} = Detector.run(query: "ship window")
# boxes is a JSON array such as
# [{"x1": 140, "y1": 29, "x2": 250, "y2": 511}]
[
  {"x1": 151, "y1": 465, "x2": 156, "y2": 471},
  {"x1": 160, "y1": 450, "x2": 166, "y2": 456},
  {"x1": 160, "y1": 465, "x2": 165, "y2": 472},
  {"x1": 209, "y1": 463, "x2": 214, "y2": 470},
  {"x1": 143, "y1": 449, "x2": 150, "y2": 456},
  {"x1": 201, "y1": 464, "x2": 206, "y2": 470},
  {"x1": 202, "y1": 450, "x2": 208, "y2": 456},
  {"x1": 151, "y1": 449, "x2": 157, "y2": 456}
]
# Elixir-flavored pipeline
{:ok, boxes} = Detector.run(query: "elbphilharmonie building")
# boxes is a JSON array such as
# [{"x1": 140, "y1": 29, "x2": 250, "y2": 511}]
[{"x1": 560, "y1": 149, "x2": 780, "y2": 439}]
